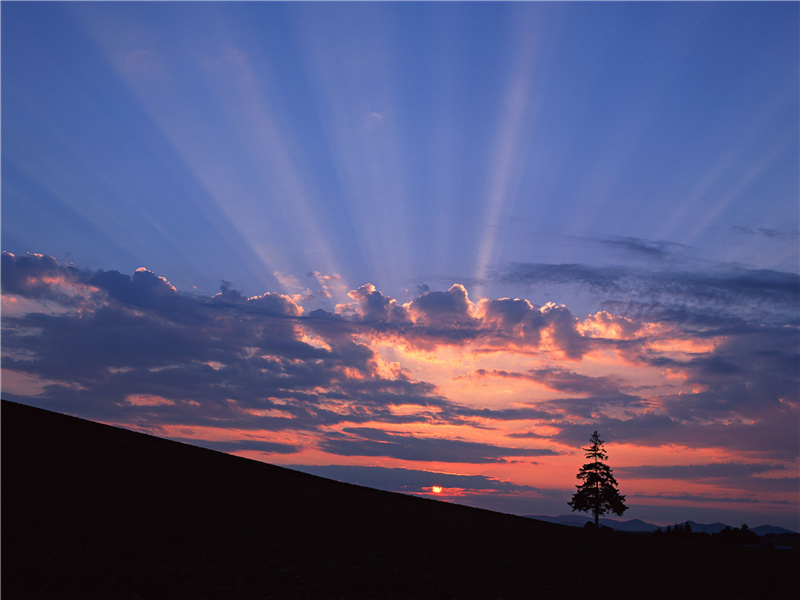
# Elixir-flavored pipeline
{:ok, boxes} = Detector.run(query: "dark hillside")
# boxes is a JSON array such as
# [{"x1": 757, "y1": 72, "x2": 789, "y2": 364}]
[{"x1": 3, "y1": 400, "x2": 797, "y2": 599}]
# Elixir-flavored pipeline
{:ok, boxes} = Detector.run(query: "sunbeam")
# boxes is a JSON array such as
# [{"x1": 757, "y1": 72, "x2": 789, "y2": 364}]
[
  {"x1": 473, "y1": 8, "x2": 543, "y2": 299},
  {"x1": 293, "y1": 4, "x2": 413, "y2": 296},
  {"x1": 75, "y1": 3, "x2": 351, "y2": 299},
  {"x1": 3, "y1": 1, "x2": 797, "y2": 533}
]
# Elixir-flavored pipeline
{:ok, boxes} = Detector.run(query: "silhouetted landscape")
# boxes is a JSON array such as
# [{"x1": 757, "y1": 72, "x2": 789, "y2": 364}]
[
  {"x1": 527, "y1": 514, "x2": 799, "y2": 538},
  {"x1": 3, "y1": 400, "x2": 797, "y2": 599}
]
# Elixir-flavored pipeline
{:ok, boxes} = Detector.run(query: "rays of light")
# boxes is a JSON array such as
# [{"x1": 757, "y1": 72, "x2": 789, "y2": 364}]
[
  {"x1": 656, "y1": 79, "x2": 798, "y2": 254},
  {"x1": 292, "y1": 5, "x2": 413, "y2": 297},
  {"x1": 472, "y1": 10, "x2": 544, "y2": 299},
  {"x1": 198, "y1": 42, "x2": 351, "y2": 299},
  {"x1": 74, "y1": 4, "x2": 351, "y2": 300}
]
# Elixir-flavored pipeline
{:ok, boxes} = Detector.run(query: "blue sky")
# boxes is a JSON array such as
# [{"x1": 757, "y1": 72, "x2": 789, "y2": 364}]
[
  {"x1": 5, "y1": 2, "x2": 796, "y2": 302},
  {"x1": 2, "y1": 2, "x2": 798, "y2": 530}
]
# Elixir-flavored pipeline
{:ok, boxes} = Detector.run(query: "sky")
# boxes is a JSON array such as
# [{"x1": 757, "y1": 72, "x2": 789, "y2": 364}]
[{"x1": 2, "y1": 1, "x2": 798, "y2": 531}]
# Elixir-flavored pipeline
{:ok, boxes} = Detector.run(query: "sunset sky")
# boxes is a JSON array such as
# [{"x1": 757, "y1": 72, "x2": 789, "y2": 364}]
[{"x1": 2, "y1": 1, "x2": 798, "y2": 531}]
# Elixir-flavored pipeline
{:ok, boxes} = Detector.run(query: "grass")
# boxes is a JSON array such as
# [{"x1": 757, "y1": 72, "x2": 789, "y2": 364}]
[{"x1": 3, "y1": 399, "x2": 797, "y2": 599}]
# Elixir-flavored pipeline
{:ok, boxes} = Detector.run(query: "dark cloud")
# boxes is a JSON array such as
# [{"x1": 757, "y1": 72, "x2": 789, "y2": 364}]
[
  {"x1": 287, "y1": 464, "x2": 539, "y2": 495},
  {"x1": 556, "y1": 414, "x2": 680, "y2": 446},
  {"x1": 501, "y1": 262, "x2": 626, "y2": 293},
  {"x1": 319, "y1": 427, "x2": 558, "y2": 463},
  {"x1": 617, "y1": 462, "x2": 782, "y2": 481},
  {"x1": 528, "y1": 367, "x2": 627, "y2": 397},
  {"x1": 630, "y1": 492, "x2": 764, "y2": 505},
  {"x1": 641, "y1": 325, "x2": 800, "y2": 425},
  {"x1": 171, "y1": 438, "x2": 301, "y2": 455},
  {"x1": 535, "y1": 395, "x2": 649, "y2": 421},
  {"x1": 540, "y1": 302, "x2": 587, "y2": 359},
  {"x1": 1, "y1": 251, "x2": 89, "y2": 305},
  {"x1": 90, "y1": 267, "x2": 178, "y2": 306},
  {"x1": 455, "y1": 404, "x2": 555, "y2": 423},
  {"x1": 551, "y1": 412, "x2": 798, "y2": 462},
  {"x1": 407, "y1": 284, "x2": 475, "y2": 328},
  {"x1": 499, "y1": 261, "x2": 799, "y2": 325},
  {"x1": 506, "y1": 430, "x2": 553, "y2": 440},
  {"x1": 346, "y1": 283, "x2": 408, "y2": 323},
  {"x1": 479, "y1": 297, "x2": 545, "y2": 345},
  {"x1": 731, "y1": 225, "x2": 799, "y2": 240},
  {"x1": 595, "y1": 236, "x2": 689, "y2": 260}
]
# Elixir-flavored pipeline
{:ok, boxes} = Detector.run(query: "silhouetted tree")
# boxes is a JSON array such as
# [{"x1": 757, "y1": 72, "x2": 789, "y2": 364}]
[
  {"x1": 713, "y1": 523, "x2": 759, "y2": 545},
  {"x1": 665, "y1": 522, "x2": 695, "y2": 539},
  {"x1": 568, "y1": 431, "x2": 628, "y2": 528}
]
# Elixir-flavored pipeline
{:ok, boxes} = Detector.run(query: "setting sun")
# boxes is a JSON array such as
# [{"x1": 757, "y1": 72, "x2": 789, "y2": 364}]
[{"x1": 432, "y1": 486, "x2": 443, "y2": 494}]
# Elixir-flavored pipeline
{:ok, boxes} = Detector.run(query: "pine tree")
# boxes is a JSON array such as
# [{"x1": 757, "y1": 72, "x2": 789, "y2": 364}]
[{"x1": 568, "y1": 431, "x2": 628, "y2": 528}]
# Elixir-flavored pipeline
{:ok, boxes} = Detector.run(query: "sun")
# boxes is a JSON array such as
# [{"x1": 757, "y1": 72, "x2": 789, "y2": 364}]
[{"x1": 431, "y1": 486, "x2": 443, "y2": 494}]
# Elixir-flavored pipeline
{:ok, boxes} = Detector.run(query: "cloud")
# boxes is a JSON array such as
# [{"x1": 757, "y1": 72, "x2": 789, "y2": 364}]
[
  {"x1": 466, "y1": 367, "x2": 647, "y2": 419},
  {"x1": 477, "y1": 297, "x2": 545, "y2": 345},
  {"x1": 499, "y1": 261, "x2": 799, "y2": 325},
  {"x1": 406, "y1": 283, "x2": 475, "y2": 328},
  {"x1": 617, "y1": 462, "x2": 782, "y2": 481},
  {"x1": 731, "y1": 225, "x2": 799, "y2": 240},
  {"x1": 551, "y1": 412, "x2": 798, "y2": 461},
  {"x1": 287, "y1": 464, "x2": 540, "y2": 495},
  {"x1": 91, "y1": 267, "x2": 178, "y2": 304},
  {"x1": 642, "y1": 325, "x2": 800, "y2": 428},
  {"x1": 172, "y1": 438, "x2": 301, "y2": 455},
  {"x1": 341, "y1": 283, "x2": 408, "y2": 324},
  {"x1": 594, "y1": 235, "x2": 689, "y2": 260},
  {"x1": 630, "y1": 492, "x2": 766, "y2": 505},
  {"x1": 501, "y1": 262, "x2": 627, "y2": 293},
  {"x1": 1, "y1": 252, "x2": 797, "y2": 488},
  {"x1": 319, "y1": 427, "x2": 558, "y2": 463},
  {"x1": 530, "y1": 367, "x2": 626, "y2": 397},
  {"x1": 1, "y1": 251, "x2": 95, "y2": 306},
  {"x1": 454, "y1": 404, "x2": 556, "y2": 423},
  {"x1": 337, "y1": 281, "x2": 589, "y2": 357}
]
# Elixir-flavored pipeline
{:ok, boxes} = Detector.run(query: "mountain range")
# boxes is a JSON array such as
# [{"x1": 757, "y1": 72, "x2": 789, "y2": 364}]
[{"x1": 526, "y1": 514, "x2": 798, "y2": 535}]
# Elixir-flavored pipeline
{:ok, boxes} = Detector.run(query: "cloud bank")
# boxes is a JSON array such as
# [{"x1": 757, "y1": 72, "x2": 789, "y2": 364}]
[{"x1": 2, "y1": 251, "x2": 797, "y2": 527}]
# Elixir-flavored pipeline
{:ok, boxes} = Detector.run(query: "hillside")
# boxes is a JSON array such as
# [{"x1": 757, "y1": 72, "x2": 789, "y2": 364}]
[{"x1": 2, "y1": 400, "x2": 797, "y2": 599}]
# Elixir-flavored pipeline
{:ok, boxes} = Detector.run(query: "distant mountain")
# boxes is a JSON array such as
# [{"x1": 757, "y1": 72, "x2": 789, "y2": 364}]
[
  {"x1": 526, "y1": 514, "x2": 798, "y2": 535},
  {"x1": 526, "y1": 514, "x2": 659, "y2": 532},
  {"x1": 752, "y1": 524, "x2": 799, "y2": 536},
  {"x1": 682, "y1": 521, "x2": 730, "y2": 535}
]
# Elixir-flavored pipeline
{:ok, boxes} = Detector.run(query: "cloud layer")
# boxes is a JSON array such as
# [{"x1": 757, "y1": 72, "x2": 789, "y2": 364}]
[{"x1": 2, "y1": 251, "x2": 798, "y2": 528}]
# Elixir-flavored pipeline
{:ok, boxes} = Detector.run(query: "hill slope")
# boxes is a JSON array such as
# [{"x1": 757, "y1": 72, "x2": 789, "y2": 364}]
[{"x1": 2, "y1": 400, "x2": 797, "y2": 599}]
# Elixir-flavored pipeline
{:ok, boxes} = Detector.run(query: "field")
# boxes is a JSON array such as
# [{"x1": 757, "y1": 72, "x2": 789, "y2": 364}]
[{"x1": 3, "y1": 400, "x2": 797, "y2": 599}]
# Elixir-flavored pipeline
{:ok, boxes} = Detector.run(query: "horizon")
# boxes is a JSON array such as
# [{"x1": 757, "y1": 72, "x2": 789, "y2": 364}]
[
  {"x1": 2, "y1": 2, "x2": 798, "y2": 532},
  {"x1": 3, "y1": 398, "x2": 796, "y2": 534}
]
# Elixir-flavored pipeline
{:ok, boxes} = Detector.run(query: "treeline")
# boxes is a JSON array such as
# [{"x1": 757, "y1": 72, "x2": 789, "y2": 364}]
[{"x1": 652, "y1": 522, "x2": 786, "y2": 547}]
